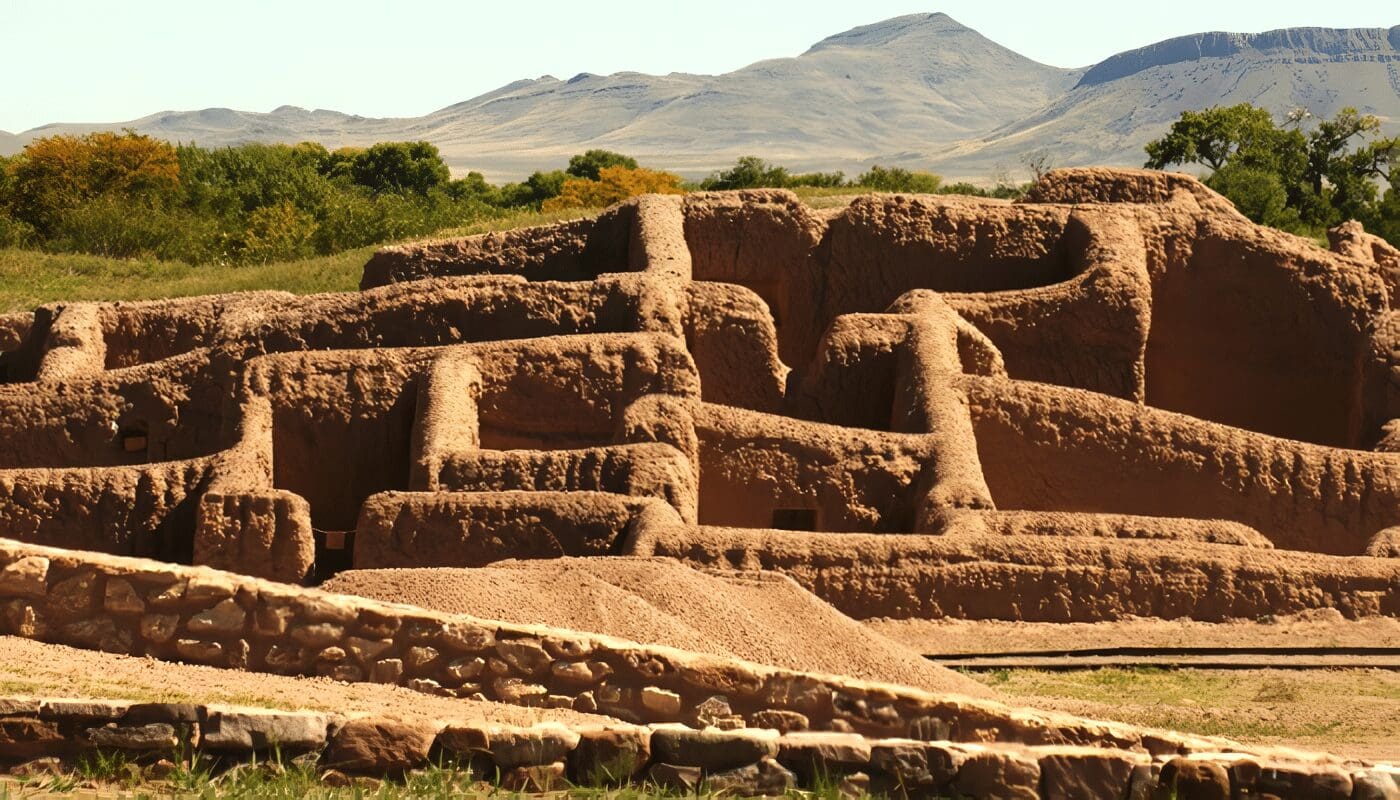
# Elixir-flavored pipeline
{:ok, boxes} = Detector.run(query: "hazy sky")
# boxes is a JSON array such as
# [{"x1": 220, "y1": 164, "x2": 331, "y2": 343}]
[{"x1": 2, "y1": 0, "x2": 1395, "y2": 132}]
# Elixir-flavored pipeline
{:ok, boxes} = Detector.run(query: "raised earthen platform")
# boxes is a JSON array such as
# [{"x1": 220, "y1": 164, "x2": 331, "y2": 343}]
[{"x1": 0, "y1": 168, "x2": 1396, "y2": 795}]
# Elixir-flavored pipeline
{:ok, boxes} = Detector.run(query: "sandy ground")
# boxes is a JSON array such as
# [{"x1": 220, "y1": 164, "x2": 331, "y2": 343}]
[
  {"x1": 0, "y1": 636, "x2": 611, "y2": 728},
  {"x1": 970, "y1": 667, "x2": 1400, "y2": 762},
  {"x1": 870, "y1": 611, "x2": 1400, "y2": 655},
  {"x1": 322, "y1": 558, "x2": 993, "y2": 698}
]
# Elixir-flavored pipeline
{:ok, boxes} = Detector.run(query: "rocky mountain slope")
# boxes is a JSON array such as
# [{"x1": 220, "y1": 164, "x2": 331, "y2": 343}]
[
  {"x1": 5, "y1": 15, "x2": 1398, "y2": 182},
  {"x1": 931, "y1": 26, "x2": 1400, "y2": 176}
]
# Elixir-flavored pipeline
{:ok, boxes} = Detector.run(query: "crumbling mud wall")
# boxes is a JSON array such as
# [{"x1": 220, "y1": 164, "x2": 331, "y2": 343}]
[
  {"x1": 1, "y1": 171, "x2": 1399, "y2": 772},
  {"x1": 630, "y1": 523, "x2": 1399, "y2": 622},
  {"x1": 0, "y1": 169, "x2": 1394, "y2": 626}
]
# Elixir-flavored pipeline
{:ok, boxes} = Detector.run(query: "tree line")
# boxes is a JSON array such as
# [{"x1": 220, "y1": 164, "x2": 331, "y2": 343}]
[
  {"x1": 0, "y1": 133, "x2": 1033, "y2": 265},
  {"x1": 1144, "y1": 103, "x2": 1399, "y2": 245},
  {"x1": 8, "y1": 107, "x2": 1389, "y2": 267}
]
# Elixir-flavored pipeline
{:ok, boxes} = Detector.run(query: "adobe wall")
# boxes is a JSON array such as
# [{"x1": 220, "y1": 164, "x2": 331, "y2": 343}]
[
  {"x1": 1329, "y1": 219, "x2": 1400, "y2": 306},
  {"x1": 0, "y1": 350, "x2": 233, "y2": 469},
  {"x1": 630, "y1": 525, "x2": 1400, "y2": 623},
  {"x1": 682, "y1": 282, "x2": 787, "y2": 412},
  {"x1": 435, "y1": 444, "x2": 696, "y2": 519},
  {"x1": 360, "y1": 201, "x2": 637, "y2": 288},
  {"x1": 353, "y1": 491, "x2": 665, "y2": 569},
  {"x1": 932, "y1": 208, "x2": 1152, "y2": 401},
  {"x1": 0, "y1": 172, "x2": 1394, "y2": 635},
  {"x1": 1142, "y1": 218, "x2": 1385, "y2": 447},
  {"x1": 0, "y1": 312, "x2": 38, "y2": 382},
  {"x1": 95, "y1": 293, "x2": 288, "y2": 370},
  {"x1": 1364, "y1": 311, "x2": 1400, "y2": 445},
  {"x1": 682, "y1": 190, "x2": 827, "y2": 370},
  {"x1": 621, "y1": 399, "x2": 961, "y2": 533},
  {"x1": 0, "y1": 459, "x2": 216, "y2": 561},
  {"x1": 962, "y1": 374, "x2": 1400, "y2": 555}
]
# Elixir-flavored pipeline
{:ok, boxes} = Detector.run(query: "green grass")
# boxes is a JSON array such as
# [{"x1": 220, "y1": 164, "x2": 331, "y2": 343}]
[
  {"x1": 0, "y1": 748, "x2": 822, "y2": 799},
  {"x1": 0, "y1": 206, "x2": 590, "y2": 314}
]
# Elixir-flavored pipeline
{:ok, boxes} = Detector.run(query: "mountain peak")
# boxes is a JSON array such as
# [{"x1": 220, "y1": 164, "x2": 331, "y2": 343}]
[
  {"x1": 804, "y1": 13, "x2": 971, "y2": 54},
  {"x1": 1078, "y1": 25, "x2": 1400, "y2": 87}
]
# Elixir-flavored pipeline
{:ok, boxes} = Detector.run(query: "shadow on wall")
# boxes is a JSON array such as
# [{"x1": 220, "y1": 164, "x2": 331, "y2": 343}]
[{"x1": 1143, "y1": 226, "x2": 1383, "y2": 447}]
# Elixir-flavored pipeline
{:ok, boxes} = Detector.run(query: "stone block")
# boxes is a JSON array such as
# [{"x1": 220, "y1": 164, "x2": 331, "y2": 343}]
[
  {"x1": 1155, "y1": 757, "x2": 1229, "y2": 800},
  {"x1": 0, "y1": 557, "x2": 49, "y2": 598},
  {"x1": 639, "y1": 687, "x2": 682, "y2": 717},
  {"x1": 649, "y1": 724, "x2": 779, "y2": 771},
  {"x1": 325, "y1": 715, "x2": 438, "y2": 772},
  {"x1": 495, "y1": 639, "x2": 551, "y2": 675},
  {"x1": 439, "y1": 722, "x2": 580, "y2": 769},
  {"x1": 569, "y1": 727, "x2": 652, "y2": 785},
  {"x1": 123, "y1": 703, "x2": 201, "y2": 724},
  {"x1": 752, "y1": 709, "x2": 809, "y2": 733},
  {"x1": 952, "y1": 749, "x2": 1041, "y2": 800},
  {"x1": 187, "y1": 599, "x2": 246, "y2": 635},
  {"x1": 649, "y1": 762, "x2": 703, "y2": 792},
  {"x1": 0, "y1": 717, "x2": 66, "y2": 759},
  {"x1": 777, "y1": 731, "x2": 873, "y2": 779},
  {"x1": 200, "y1": 708, "x2": 331, "y2": 752},
  {"x1": 81, "y1": 722, "x2": 180, "y2": 751},
  {"x1": 40, "y1": 699, "x2": 131, "y2": 721},
  {"x1": 1037, "y1": 746, "x2": 1146, "y2": 800}
]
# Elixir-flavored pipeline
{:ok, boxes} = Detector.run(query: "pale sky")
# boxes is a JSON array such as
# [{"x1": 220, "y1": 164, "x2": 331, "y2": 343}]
[{"x1": 2, "y1": 0, "x2": 1395, "y2": 133}]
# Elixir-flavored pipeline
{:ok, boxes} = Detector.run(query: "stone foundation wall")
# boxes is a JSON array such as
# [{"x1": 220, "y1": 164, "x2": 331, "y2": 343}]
[
  {"x1": 0, "y1": 535, "x2": 1339, "y2": 761},
  {"x1": 0, "y1": 695, "x2": 1392, "y2": 799}
]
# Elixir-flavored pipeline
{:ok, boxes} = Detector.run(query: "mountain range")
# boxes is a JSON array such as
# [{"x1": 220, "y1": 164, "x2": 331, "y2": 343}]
[{"x1": 3, "y1": 14, "x2": 1398, "y2": 183}]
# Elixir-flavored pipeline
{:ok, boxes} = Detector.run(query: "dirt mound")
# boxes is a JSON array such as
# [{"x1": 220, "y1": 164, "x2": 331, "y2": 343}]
[{"x1": 322, "y1": 557, "x2": 993, "y2": 698}]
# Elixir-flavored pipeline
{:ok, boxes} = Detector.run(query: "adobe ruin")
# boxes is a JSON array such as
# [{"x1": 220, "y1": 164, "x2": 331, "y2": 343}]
[{"x1": 0, "y1": 168, "x2": 1396, "y2": 792}]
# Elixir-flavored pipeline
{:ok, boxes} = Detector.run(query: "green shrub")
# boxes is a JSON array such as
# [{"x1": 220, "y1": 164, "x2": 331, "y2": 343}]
[
  {"x1": 788, "y1": 171, "x2": 846, "y2": 188},
  {"x1": 701, "y1": 156, "x2": 792, "y2": 190},
  {"x1": 567, "y1": 150, "x2": 638, "y2": 181},
  {"x1": 238, "y1": 201, "x2": 317, "y2": 263},
  {"x1": 855, "y1": 165, "x2": 942, "y2": 193},
  {"x1": 49, "y1": 195, "x2": 219, "y2": 261},
  {"x1": 0, "y1": 213, "x2": 35, "y2": 248}
]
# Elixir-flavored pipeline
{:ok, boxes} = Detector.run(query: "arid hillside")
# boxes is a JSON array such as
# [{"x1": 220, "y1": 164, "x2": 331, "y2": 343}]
[{"x1": 7, "y1": 15, "x2": 1398, "y2": 181}]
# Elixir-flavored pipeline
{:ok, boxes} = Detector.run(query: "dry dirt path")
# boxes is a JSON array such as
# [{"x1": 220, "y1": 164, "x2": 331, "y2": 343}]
[{"x1": 0, "y1": 635, "x2": 613, "y2": 729}]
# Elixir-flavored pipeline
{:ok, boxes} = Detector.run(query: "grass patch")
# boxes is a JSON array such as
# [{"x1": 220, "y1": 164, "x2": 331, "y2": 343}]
[
  {"x1": 0, "y1": 748, "x2": 793, "y2": 799},
  {"x1": 0, "y1": 206, "x2": 591, "y2": 314},
  {"x1": 968, "y1": 666, "x2": 1400, "y2": 748}
]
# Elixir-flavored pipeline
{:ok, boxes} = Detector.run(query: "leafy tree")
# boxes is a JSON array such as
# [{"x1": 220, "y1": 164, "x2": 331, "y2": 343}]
[
  {"x1": 343, "y1": 141, "x2": 451, "y2": 196},
  {"x1": 543, "y1": 166, "x2": 684, "y2": 211},
  {"x1": 177, "y1": 142, "x2": 331, "y2": 217},
  {"x1": 701, "y1": 157, "x2": 792, "y2": 190},
  {"x1": 49, "y1": 194, "x2": 215, "y2": 260},
  {"x1": 1204, "y1": 164, "x2": 1298, "y2": 229},
  {"x1": 6, "y1": 130, "x2": 179, "y2": 232},
  {"x1": 855, "y1": 165, "x2": 942, "y2": 193},
  {"x1": 1146, "y1": 104, "x2": 1400, "y2": 241},
  {"x1": 1144, "y1": 105, "x2": 1285, "y2": 173},
  {"x1": 448, "y1": 171, "x2": 494, "y2": 202},
  {"x1": 566, "y1": 150, "x2": 638, "y2": 181},
  {"x1": 494, "y1": 170, "x2": 568, "y2": 208},
  {"x1": 1304, "y1": 108, "x2": 1381, "y2": 195}
]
